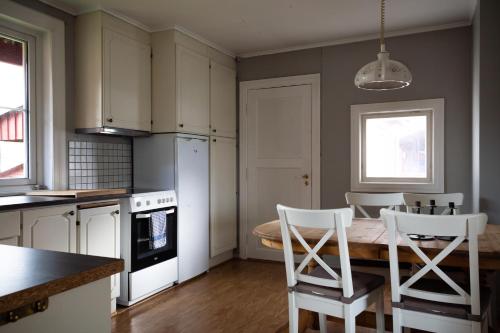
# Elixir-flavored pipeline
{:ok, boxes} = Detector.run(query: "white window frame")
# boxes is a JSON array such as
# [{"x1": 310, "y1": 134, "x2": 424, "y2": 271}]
[
  {"x1": 351, "y1": 98, "x2": 444, "y2": 193},
  {"x1": 0, "y1": 25, "x2": 37, "y2": 186},
  {"x1": 0, "y1": 0, "x2": 67, "y2": 193}
]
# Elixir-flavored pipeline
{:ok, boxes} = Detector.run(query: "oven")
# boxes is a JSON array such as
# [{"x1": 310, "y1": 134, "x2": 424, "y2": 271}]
[
  {"x1": 118, "y1": 190, "x2": 179, "y2": 306},
  {"x1": 130, "y1": 207, "x2": 177, "y2": 272}
]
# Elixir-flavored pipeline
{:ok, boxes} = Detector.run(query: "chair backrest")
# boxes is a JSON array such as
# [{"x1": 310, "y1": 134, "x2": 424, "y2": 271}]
[
  {"x1": 381, "y1": 209, "x2": 488, "y2": 317},
  {"x1": 345, "y1": 192, "x2": 404, "y2": 218},
  {"x1": 403, "y1": 193, "x2": 464, "y2": 215},
  {"x1": 276, "y1": 204, "x2": 354, "y2": 298}
]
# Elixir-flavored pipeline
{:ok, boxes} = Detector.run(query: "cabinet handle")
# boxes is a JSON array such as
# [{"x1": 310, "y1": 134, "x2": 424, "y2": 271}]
[
  {"x1": 212, "y1": 129, "x2": 216, "y2": 133},
  {"x1": 114, "y1": 210, "x2": 120, "y2": 215},
  {"x1": 106, "y1": 118, "x2": 113, "y2": 123},
  {"x1": 213, "y1": 139, "x2": 216, "y2": 142},
  {"x1": 68, "y1": 211, "x2": 75, "y2": 216},
  {"x1": 179, "y1": 123, "x2": 184, "y2": 128}
]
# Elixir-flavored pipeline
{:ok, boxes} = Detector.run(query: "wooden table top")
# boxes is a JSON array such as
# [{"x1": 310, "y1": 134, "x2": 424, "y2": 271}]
[{"x1": 253, "y1": 219, "x2": 500, "y2": 269}]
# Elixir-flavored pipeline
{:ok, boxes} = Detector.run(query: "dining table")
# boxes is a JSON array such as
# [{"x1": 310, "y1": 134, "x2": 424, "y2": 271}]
[{"x1": 252, "y1": 218, "x2": 500, "y2": 332}]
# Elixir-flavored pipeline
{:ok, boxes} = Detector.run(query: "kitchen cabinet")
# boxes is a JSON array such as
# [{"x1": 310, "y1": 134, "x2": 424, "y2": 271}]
[
  {"x1": 0, "y1": 211, "x2": 21, "y2": 246},
  {"x1": 75, "y1": 11, "x2": 151, "y2": 134},
  {"x1": 151, "y1": 30, "x2": 236, "y2": 135},
  {"x1": 22, "y1": 205, "x2": 77, "y2": 253},
  {"x1": 210, "y1": 137, "x2": 237, "y2": 257},
  {"x1": 78, "y1": 204, "x2": 121, "y2": 308},
  {"x1": 210, "y1": 61, "x2": 237, "y2": 138}
]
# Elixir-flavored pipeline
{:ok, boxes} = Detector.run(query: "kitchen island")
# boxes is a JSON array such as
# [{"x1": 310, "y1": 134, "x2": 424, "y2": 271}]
[{"x1": 0, "y1": 245, "x2": 123, "y2": 332}]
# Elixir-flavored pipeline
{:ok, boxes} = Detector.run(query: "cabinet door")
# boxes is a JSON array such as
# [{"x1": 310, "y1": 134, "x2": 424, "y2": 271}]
[
  {"x1": 103, "y1": 28, "x2": 151, "y2": 132},
  {"x1": 22, "y1": 205, "x2": 77, "y2": 253},
  {"x1": 0, "y1": 211, "x2": 20, "y2": 246},
  {"x1": 78, "y1": 204, "x2": 120, "y2": 299},
  {"x1": 210, "y1": 137, "x2": 237, "y2": 257},
  {"x1": 176, "y1": 45, "x2": 210, "y2": 135},
  {"x1": 210, "y1": 61, "x2": 236, "y2": 138}
]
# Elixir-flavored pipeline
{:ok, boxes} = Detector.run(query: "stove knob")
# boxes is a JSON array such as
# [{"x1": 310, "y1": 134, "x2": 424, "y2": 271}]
[
  {"x1": 157, "y1": 199, "x2": 162, "y2": 204},
  {"x1": 146, "y1": 200, "x2": 150, "y2": 206},
  {"x1": 136, "y1": 202, "x2": 141, "y2": 207}
]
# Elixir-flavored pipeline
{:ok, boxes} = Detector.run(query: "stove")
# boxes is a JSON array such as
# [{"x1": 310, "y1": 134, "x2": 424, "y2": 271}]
[{"x1": 118, "y1": 190, "x2": 178, "y2": 306}]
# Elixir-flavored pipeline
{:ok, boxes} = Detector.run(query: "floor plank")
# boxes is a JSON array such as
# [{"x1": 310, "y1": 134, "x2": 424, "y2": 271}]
[{"x1": 112, "y1": 260, "x2": 289, "y2": 333}]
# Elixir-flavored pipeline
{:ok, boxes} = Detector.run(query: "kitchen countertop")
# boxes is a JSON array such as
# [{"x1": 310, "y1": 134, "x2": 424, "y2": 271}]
[
  {"x1": 0, "y1": 193, "x2": 131, "y2": 212},
  {"x1": 0, "y1": 244, "x2": 124, "y2": 314}
]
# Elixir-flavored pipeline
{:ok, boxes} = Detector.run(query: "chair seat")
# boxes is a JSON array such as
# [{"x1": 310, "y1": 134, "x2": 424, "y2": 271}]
[
  {"x1": 291, "y1": 266, "x2": 385, "y2": 304},
  {"x1": 393, "y1": 277, "x2": 491, "y2": 322}
]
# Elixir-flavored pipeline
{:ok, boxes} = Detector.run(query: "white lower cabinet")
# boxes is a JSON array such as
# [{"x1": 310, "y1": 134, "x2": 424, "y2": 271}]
[
  {"x1": 22, "y1": 205, "x2": 77, "y2": 253},
  {"x1": 0, "y1": 211, "x2": 21, "y2": 246},
  {"x1": 78, "y1": 204, "x2": 121, "y2": 310},
  {"x1": 210, "y1": 137, "x2": 237, "y2": 257}
]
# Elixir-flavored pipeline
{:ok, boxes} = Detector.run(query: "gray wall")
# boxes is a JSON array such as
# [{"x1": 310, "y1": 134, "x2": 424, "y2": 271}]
[
  {"x1": 473, "y1": 0, "x2": 500, "y2": 224},
  {"x1": 238, "y1": 27, "x2": 473, "y2": 212}
]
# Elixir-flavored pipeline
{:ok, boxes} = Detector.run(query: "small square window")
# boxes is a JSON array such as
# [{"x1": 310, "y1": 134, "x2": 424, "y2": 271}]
[{"x1": 351, "y1": 99, "x2": 444, "y2": 193}]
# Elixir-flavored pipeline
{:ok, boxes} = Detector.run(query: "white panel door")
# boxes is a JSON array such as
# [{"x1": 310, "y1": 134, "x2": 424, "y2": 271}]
[
  {"x1": 78, "y1": 204, "x2": 120, "y2": 299},
  {"x1": 210, "y1": 61, "x2": 236, "y2": 138},
  {"x1": 22, "y1": 205, "x2": 77, "y2": 253},
  {"x1": 176, "y1": 45, "x2": 210, "y2": 135},
  {"x1": 210, "y1": 137, "x2": 237, "y2": 257},
  {"x1": 176, "y1": 136, "x2": 209, "y2": 282},
  {"x1": 245, "y1": 85, "x2": 313, "y2": 260},
  {"x1": 0, "y1": 211, "x2": 20, "y2": 246},
  {"x1": 103, "y1": 28, "x2": 151, "y2": 131}
]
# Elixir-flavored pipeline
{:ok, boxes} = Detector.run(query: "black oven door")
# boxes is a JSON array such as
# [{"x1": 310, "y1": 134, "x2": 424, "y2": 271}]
[{"x1": 131, "y1": 207, "x2": 177, "y2": 272}]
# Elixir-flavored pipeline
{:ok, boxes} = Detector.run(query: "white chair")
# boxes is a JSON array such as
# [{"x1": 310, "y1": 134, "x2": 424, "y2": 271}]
[
  {"x1": 403, "y1": 192, "x2": 464, "y2": 215},
  {"x1": 277, "y1": 204, "x2": 385, "y2": 333},
  {"x1": 345, "y1": 192, "x2": 404, "y2": 218},
  {"x1": 381, "y1": 209, "x2": 490, "y2": 333}
]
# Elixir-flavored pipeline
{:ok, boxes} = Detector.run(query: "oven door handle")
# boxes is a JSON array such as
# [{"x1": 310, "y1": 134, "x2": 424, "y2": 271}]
[
  {"x1": 166, "y1": 209, "x2": 175, "y2": 215},
  {"x1": 136, "y1": 213, "x2": 151, "y2": 219}
]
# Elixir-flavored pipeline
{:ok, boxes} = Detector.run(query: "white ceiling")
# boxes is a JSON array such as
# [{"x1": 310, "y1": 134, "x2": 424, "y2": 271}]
[{"x1": 42, "y1": 0, "x2": 476, "y2": 57}]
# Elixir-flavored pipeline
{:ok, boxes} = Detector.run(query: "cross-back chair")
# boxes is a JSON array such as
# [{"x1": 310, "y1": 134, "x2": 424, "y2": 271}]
[
  {"x1": 381, "y1": 209, "x2": 490, "y2": 333},
  {"x1": 403, "y1": 192, "x2": 464, "y2": 215},
  {"x1": 277, "y1": 204, "x2": 385, "y2": 333},
  {"x1": 345, "y1": 192, "x2": 404, "y2": 219}
]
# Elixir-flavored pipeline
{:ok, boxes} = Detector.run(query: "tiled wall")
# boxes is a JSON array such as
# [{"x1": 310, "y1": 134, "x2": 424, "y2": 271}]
[{"x1": 68, "y1": 141, "x2": 132, "y2": 189}]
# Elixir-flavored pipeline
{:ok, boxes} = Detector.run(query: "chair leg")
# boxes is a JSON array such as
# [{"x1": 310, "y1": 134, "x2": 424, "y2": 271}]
[
  {"x1": 318, "y1": 313, "x2": 327, "y2": 333},
  {"x1": 344, "y1": 305, "x2": 356, "y2": 333},
  {"x1": 392, "y1": 308, "x2": 402, "y2": 333},
  {"x1": 375, "y1": 288, "x2": 385, "y2": 333},
  {"x1": 288, "y1": 292, "x2": 298, "y2": 333}
]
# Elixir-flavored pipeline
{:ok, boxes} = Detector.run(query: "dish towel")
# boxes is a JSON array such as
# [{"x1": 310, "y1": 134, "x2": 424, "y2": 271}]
[{"x1": 149, "y1": 211, "x2": 167, "y2": 249}]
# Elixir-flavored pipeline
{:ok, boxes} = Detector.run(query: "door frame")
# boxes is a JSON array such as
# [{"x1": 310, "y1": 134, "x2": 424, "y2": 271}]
[{"x1": 239, "y1": 73, "x2": 321, "y2": 259}]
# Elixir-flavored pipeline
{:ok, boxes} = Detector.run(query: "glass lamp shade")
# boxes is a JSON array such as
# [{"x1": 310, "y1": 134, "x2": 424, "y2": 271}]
[{"x1": 354, "y1": 51, "x2": 412, "y2": 90}]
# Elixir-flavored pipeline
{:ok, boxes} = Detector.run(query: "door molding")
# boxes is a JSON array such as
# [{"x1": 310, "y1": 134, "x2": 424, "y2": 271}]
[{"x1": 239, "y1": 73, "x2": 321, "y2": 259}]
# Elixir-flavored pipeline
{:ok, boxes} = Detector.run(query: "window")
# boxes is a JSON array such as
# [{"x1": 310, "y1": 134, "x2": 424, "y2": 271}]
[
  {"x1": 0, "y1": 26, "x2": 36, "y2": 185},
  {"x1": 351, "y1": 99, "x2": 444, "y2": 193}
]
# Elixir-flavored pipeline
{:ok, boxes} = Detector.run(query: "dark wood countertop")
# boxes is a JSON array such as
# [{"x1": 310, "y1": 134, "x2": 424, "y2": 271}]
[
  {"x1": 0, "y1": 193, "x2": 131, "y2": 212},
  {"x1": 0, "y1": 245, "x2": 124, "y2": 314}
]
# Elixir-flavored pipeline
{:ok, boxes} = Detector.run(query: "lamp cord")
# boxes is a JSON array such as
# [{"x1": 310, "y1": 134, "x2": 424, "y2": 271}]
[{"x1": 380, "y1": 0, "x2": 385, "y2": 50}]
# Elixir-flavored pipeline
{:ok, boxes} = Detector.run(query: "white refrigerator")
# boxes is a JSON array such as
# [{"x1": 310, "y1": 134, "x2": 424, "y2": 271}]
[{"x1": 134, "y1": 133, "x2": 209, "y2": 283}]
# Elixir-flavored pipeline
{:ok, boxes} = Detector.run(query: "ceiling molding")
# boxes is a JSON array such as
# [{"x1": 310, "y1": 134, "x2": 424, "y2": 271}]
[
  {"x1": 39, "y1": 0, "x2": 235, "y2": 58},
  {"x1": 237, "y1": 20, "x2": 471, "y2": 58},
  {"x1": 39, "y1": 0, "x2": 78, "y2": 15},
  {"x1": 159, "y1": 25, "x2": 236, "y2": 58}
]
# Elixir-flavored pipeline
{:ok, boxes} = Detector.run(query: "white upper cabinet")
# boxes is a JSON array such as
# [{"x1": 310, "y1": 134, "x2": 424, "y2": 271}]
[
  {"x1": 151, "y1": 30, "x2": 236, "y2": 135},
  {"x1": 22, "y1": 205, "x2": 77, "y2": 253},
  {"x1": 76, "y1": 11, "x2": 151, "y2": 133},
  {"x1": 78, "y1": 204, "x2": 121, "y2": 299},
  {"x1": 176, "y1": 45, "x2": 210, "y2": 134},
  {"x1": 210, "y1": 137, "x2": 237, "y2": 257},
  {"x1": 210, "y1": 61, "x2": 237, "y2": 138}
]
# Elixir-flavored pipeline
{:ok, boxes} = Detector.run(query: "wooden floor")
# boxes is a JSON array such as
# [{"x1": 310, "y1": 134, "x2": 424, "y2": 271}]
[{"x1": 112, "y1": 259, "x2": 289, "y2": 333}]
